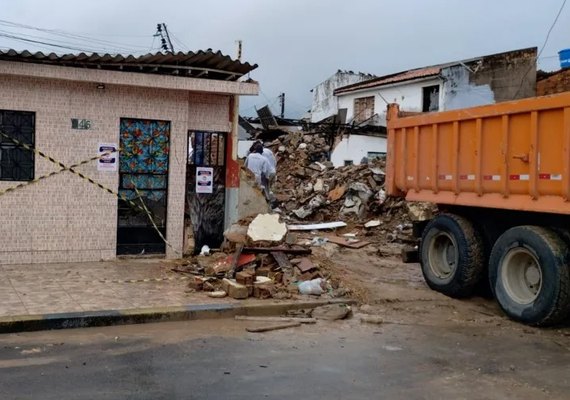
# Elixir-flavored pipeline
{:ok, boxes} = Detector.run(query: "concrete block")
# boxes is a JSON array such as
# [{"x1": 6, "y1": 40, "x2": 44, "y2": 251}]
[
  {"x1": 247, "y1": 214, "x2": 287, "y2": 242},
  {"x1": 222, "y1": 278, "x2": 249, "y2": 299}
]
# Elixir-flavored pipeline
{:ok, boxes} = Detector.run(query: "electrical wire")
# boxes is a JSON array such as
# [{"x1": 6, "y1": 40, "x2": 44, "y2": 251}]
[
  {"x1": 0, "y1": 19, "x2": 149, "y2": 51},
  {"x1": 169, "y1": 31, "x2": 190, "y2": 52},
  {"x1": 0, "y1": 32, "x2": 112, "y2": 53},
  {"x1": 0, "y1": 28, "x2": 138, "y2": 54},
  {"x1": 514, "y1": 0, "x2": 567, "y2": 97}
]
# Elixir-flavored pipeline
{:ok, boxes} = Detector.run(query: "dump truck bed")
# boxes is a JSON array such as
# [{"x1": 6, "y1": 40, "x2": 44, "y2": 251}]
[{"x1": 386, "y1": 92, "x2": 570, "y2": 215}]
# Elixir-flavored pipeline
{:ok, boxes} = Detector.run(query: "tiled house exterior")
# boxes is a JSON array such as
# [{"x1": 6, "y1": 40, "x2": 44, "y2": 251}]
[{"x1": 0, "y1": 50, "x2": 258, "y2": 265}]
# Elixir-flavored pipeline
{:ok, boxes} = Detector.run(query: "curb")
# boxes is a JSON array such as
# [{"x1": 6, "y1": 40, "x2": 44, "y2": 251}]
[{"x1": 0, "y1": 299, "x2": 356, "y2": 334}]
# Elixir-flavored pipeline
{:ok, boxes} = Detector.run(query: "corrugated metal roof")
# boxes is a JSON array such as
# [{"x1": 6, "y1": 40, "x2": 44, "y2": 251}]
[
  {"x1": 0, "y1": 49, "x2": 258, "y2": 81},
  {"x1": 334, "y1": 66, "x2": 441, "y2": 95}
]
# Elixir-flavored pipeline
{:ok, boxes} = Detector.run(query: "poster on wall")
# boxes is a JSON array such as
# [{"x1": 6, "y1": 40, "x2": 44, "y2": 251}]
[
  {"x1": 97, "y1": 143, "x2": 118, "y2": 172},
  {"x1": 196, "y1": 167, "x2": 214, "y2": 194}
]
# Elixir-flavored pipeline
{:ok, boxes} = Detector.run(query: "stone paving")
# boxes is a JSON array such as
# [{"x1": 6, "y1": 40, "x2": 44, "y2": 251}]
[{"x1": 0, "y1": 258, "x2": 236, "y2": 316}]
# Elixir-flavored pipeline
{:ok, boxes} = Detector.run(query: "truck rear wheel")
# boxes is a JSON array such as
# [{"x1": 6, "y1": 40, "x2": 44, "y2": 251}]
[
  {"x1": 489, "y1": 226, "x2": 570, "y2": 326},
  {"x1": 420, "y1": 214, "x2": 484, "y2": 298}
]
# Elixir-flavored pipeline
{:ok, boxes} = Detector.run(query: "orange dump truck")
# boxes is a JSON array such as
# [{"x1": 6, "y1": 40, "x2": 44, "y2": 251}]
[{"x1": 386, "y1": 92, "x2": 570, "y2": 326}]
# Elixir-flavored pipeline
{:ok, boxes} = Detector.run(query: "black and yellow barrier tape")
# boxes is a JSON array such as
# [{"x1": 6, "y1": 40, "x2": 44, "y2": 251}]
[
  {"x1": 95, "y1": 276, "x2": 190, "y2": 284},
  {"x1": 133, "y1": 186, "x2": 182, "y2": 255},
  {"x1": 0, "y1": 130, "x2": 161, "y2": 218},
  {"x1": 0, "y1": 130, "x2": 181, "y2": 254},
  {"x1": 0, "y1": 151, "x2": 113, "y2": 196}
]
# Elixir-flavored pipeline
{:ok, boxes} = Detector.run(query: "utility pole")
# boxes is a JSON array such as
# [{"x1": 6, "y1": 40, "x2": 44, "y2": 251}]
[
  {"x1": 235, "y1": 40, "x2": 242, "y2": 61},
  {"x1": 279, "y1": 93, "x2": 285, "y2": 118},
  {"x1": 155, "y1": 23, "x2": 175, "y2": 53}
]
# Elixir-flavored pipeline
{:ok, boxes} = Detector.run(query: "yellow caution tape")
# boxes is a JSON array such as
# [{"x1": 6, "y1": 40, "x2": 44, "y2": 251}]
[{"x1": 0, "y1": 130, "x2": 183, "y2": 255}]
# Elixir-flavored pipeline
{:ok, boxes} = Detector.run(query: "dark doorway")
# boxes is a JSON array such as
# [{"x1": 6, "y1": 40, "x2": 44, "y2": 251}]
[
  {"x1": 117, "y1": 118, "x2": 170, "y2": 255},
  {"x1": 186, "y1": 131, "x2": 226, "y2": 254},
  {"x1": 422, "y1": 85, "x2": 440, "y2": 112}
]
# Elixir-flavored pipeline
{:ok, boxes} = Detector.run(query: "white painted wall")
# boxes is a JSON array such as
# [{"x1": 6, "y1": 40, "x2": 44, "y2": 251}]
[
  {"x1": 440, "y1": 65, "x2": 495, "y2": 110},
  {"x1": 331, "y1": 135, "x2": 387, "y2": 167},
  {"x1": 337, "y1": 77, "x2": 443, "y2": 127},
  {"x1": 238, "y1": 140, "x2": 255, "y2": 158},
  {"x1": 310, "y1": 71, "x2": 375, "y2": 123}
]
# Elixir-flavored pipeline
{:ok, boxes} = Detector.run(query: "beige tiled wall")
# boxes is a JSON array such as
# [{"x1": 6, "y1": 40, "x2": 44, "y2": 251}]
[{"x1": 0, "y1": 73, "x2": 231, "y2": 264}]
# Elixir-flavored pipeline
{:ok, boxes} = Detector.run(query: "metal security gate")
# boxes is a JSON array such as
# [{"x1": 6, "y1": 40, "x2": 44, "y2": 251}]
[
  {"x1": 186, "y1": 131, "x2": 226, "y2": 253},
  {"x1": 117, "y1": 119, "x2": 170, "y2": 255}
]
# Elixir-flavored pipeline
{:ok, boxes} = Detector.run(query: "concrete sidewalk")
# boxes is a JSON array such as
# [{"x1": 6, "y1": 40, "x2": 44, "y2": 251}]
[
  {"x1": 0, "y1": 259, "x2": 219, "y2": 316},
  {"x1": 0, "y1": 258, "x2": 351, "y2": 333}
]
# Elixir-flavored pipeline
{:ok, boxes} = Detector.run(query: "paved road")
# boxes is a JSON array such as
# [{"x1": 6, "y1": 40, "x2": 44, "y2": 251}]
[{"x1": 0, "y1": 318, "x2": 568, "y2": 399}]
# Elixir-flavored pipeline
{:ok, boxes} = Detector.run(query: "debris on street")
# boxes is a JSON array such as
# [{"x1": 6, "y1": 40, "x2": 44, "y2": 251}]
[
  {"x1": 245, "y1": 322, "x2": 302, "y2": 333},
  {"x1": 360, "y1": 315, "x2": 384, "y2": 325},
  {"x1": 311, "y1": 303, "x2": 351, "y2": 321},
  {"x1": 170, "y1": 129, "x2": 436, "y2": 305},
  {"x1": 235, "y1": 316, "x2": 317, "y2": 324}
]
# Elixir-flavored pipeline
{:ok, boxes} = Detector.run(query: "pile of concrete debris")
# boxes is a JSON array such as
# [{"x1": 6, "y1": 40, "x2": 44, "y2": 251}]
[
  {"x1": 172, "y1": 214, "x2": 352, "y2": 300},
  {"x1": 267, "y1": 132, "x2": 387, "y2": 222}
]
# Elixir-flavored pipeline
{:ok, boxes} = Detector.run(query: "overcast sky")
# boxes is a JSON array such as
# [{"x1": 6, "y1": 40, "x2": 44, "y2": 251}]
[{"x1": 1, "y1": 0, "x2": 569, "y2": 118}]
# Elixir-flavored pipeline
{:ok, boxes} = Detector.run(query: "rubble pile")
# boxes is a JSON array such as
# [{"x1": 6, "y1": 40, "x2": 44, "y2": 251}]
[
  {"x1": 262, "y1": 130, "x2": 438, "y2": 248},
  {"x1": 172, "y1": 214, "x2": 352, "y2": 301},
  {"x1": 266, "y1": 132, "x2": 399, "y2": 225}
]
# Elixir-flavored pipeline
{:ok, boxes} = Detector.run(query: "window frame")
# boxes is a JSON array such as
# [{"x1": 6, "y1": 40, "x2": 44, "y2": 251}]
[
  {"x1": 353, "y1": 96, "x2": 375, "y2": 124},
  {"x1": 0, "y1": 109, "x2": 36, "y2": 182}
]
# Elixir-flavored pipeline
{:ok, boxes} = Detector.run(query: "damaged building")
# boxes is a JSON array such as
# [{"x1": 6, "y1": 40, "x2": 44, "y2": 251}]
[{"x1": 328, "y1": 47, "x2": 538, "y2": 166}]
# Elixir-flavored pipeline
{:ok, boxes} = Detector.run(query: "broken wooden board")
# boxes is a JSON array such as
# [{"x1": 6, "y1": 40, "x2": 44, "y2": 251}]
[
  {"x1": 226, "y1": 244, "x2": 244, "y2": 279},
  {"x1": 235, "y1": 316, "x2": 316, "y2": 324},
  {"x1": 243, "y1": 247, "x2": 311, "y2": 255},
  {"x1": 271, "y1": 251, "x2": 292, "y2": 269},
  {"x1": 324, "y1": 235, "x2": 371, "y2": 249},
  {"x1": 287, "y1": 221, "x2": 347, "y2": 231},
  {"x1": 245, "y1": 322, "x2": 302, "y2": 333}
]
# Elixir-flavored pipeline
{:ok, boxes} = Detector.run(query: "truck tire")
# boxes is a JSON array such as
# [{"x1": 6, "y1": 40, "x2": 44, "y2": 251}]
[
  {"x1": 420, "y1": 214, "x2": 484, "y2": 298},
  {"x1": 489, "y1": 226, "x2": 570, "y2": 326}
]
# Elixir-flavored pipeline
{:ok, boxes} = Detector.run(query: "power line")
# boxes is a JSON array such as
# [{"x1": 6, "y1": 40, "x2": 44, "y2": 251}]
[
  {"x1": 0, "y1": 19, "x2": 149, "y2": 51},
  {"x1": 0, "y1": 32, "x2": 112, "y2": 53},
  {"x1": 514, "y1": 0, "x2": 568, "y2": 97},
  {"x1": 0, "y1": 28, "x2": 137, "y2": 54},
  {"x1": 169, "y1": 31, "x2": 190, "y2": 52}
]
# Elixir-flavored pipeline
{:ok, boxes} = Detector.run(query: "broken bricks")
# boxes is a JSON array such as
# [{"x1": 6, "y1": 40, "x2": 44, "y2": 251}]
[
  {"x1": 222, "y1": 278, "x2": 249, "y2": 300},
  {"x1": 236, "y1": 270, "x2": 255, "y2": 286}
]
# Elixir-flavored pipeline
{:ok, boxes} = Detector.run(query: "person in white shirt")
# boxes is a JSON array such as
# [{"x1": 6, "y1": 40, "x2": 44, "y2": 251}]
[
  {"x1": 262, "y1": 146, "x2": 276, "y2": 170},
  {"x1": 245, "y1": 142, "x2": 276, "y2": 200}
]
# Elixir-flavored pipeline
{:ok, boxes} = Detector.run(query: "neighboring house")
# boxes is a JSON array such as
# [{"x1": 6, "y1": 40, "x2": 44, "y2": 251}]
[
  {"x1": 0, "y1": 49, "x2": 258, "y2": 265},
  {"x1": 310, "y1": 70, "x2": 376, "y2": 123},
  {"x1": 330, "y1": 133, "x2": 386, "y2": 167},
  {"x1": 329, "y1": 47, "x2": 538, "y2": 167},
  {"x1": 335, "y1": 47, "x2": 538, "y2": 128},
  {"x1": 537, "y1": 68, "x2": 570, "y2": 96}
]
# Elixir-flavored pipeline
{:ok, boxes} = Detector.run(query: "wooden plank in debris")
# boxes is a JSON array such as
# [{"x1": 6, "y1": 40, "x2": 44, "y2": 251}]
[
  {"x1": 271, "y1": 251, "x2": 292, "y2": 269},
  {"x1": 297, "y1": 257, "x2": 316, "y2": 273},
  {"x1": 226, "y1": 243, "x2": 244, "y2": 279},
  {"x1": 235, "y1": 316, "x2": 316, "y2": 324},
  {"x1": 324, "y1": 235, "x2": 371, "y2": 249},
  {"x1": 287, "y1": 221, "x2": 347, "y2": 231},
  {"x1": 243, "y1": 247, "x2": 311, "y2": 255},
  {"x1": 245, "y1": 322, "x2": 302, "y2": 333}
]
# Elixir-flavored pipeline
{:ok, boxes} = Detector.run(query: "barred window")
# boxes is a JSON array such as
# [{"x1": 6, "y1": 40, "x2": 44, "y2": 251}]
[{"x1": 0, "y1": 110, "x2": 35, "y2": 181}]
